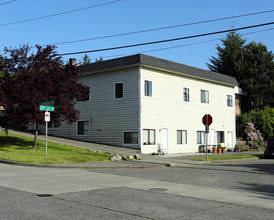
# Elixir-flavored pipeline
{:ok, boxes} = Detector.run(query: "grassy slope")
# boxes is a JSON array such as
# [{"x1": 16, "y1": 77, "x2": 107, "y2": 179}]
[{"x1": 0, "y1": 132, "x2": 111, "y2": 164}]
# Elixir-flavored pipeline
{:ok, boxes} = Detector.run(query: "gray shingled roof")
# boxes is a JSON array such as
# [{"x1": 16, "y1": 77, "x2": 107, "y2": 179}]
[{"x1": 81, "y1": 54, "x2": 238, "y2": 86}]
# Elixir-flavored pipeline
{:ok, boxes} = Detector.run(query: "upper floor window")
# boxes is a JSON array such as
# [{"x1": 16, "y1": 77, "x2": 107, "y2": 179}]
[
  {"x1": 144, "y1": 80, "x2": 152, "y2": 97},
  {"x1": 227, "y1": 95, "x2": 233, "y2": 107},
  {"x1": 76, "y1": 87, "x2": 90, "y2": 102},
  {"x1": 183, "y1": 88, "x2": 189, "y2": 102},
  {"x1": 115, "y1": 83, "x2": 123, "y2": 99},
  {"x1": 201, "y1": 90, "x2": 209, "y2": 103}
]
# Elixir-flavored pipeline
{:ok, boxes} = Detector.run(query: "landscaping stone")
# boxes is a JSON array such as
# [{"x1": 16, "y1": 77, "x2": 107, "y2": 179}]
[
  {"x1": 109, "y1": 153, "x2": 122, "y2": 161},
  {"x1": 134, "y1": 154, "x2": 141, "y2": 160}
]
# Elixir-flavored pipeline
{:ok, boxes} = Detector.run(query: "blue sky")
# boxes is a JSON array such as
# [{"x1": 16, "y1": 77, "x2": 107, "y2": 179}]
[{"x1": 0, "y1": 0, "x2": 273, "y2": 69}]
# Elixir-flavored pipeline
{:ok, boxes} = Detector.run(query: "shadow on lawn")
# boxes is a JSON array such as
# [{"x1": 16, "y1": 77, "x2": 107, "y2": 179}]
[{"x1": 0, "y1": 136, "x2": 34, "y2": 149}]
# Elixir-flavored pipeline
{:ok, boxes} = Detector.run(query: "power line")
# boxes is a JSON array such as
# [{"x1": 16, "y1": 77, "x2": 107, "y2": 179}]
[
  {"x1": 0, "y1": 0, "x2": 16, "y2": 6},
  {"x1": 52, "y1": 9, "x2": 274, "y2": 46},
  {"x1": 60, "y1": 22, "x2": 274, "y2": 56},
  {"x1": 0, "y1": 0, "x2": 122, "y2": 27},
  {"x1": 92, "y1": 28, "x2": 274, "y2": 60}
]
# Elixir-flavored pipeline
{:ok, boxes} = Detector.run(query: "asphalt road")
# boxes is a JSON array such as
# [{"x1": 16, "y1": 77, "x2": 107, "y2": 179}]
[{"x1": 1, "y1": 159, "x2": 274, "y2": 219}]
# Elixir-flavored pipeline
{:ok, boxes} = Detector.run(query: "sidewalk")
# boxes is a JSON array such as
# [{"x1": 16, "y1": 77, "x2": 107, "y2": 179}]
[{"x1": 3, "y1": 130, "x2": 262, "y2": 169}]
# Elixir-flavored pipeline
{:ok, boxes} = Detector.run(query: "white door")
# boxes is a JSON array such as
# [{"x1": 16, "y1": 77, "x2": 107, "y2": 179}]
[
  {"x1": 161, "y1": 128, "x2": 168, "y2": 154},
  {"x1": 227, "y1": 131, "x2": 233, "y2": 148},
  {"x1": 210, "y1": 129, "x2": 215, "y2": 145}
]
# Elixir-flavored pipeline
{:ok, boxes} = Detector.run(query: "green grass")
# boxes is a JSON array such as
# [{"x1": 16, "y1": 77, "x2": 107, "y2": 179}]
[
  {"x1": 0, "y1": 132, "x2": 112, "y2": 164},
  {"x1": 192, "y1": 154, "x2": 262, "y2": 161}
]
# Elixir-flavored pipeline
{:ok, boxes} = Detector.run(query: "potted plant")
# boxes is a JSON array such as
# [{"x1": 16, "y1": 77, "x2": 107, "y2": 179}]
[
  {"x1": 212, "y1": 146, "x2": 217, "y2": 154},
  {"x1": 234, "y1": 145, "x2": 240, "y2": 152},
  {"x1": 217, "y1": 143, "x2": 222, "y2": 153},
  {"x1": 222, "y1": 147, "x2": 226, "y2": 153}
]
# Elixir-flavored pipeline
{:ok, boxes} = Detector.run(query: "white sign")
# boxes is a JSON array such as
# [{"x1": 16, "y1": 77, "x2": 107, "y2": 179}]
[{"x1": 45, "y1": 111, "x2": 50, "y2": 122}]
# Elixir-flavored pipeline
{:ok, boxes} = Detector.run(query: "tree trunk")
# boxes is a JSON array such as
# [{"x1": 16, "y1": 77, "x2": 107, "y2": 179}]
[{"x1": 33, "y1": 122, "x2": 39, "y2": 148}]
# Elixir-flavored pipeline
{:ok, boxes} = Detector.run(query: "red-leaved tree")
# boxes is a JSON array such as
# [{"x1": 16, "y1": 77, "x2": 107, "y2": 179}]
[{"x1": 0, "y1": 45, "x2": 89, "y2": 148}]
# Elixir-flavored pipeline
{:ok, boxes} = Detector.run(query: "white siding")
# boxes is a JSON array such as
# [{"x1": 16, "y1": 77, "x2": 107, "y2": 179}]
[
  {"x1": 140, "y1": 67, "x2": 236, "y2": 154},
  {"x1": 47, "y1": 67, "x2": 140, "y2": 148}
]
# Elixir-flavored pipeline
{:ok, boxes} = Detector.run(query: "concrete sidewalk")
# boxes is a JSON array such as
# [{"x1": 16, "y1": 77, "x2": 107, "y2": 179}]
[{"x1": 3, "y1": 129, "x2": 262, "y2": 169}]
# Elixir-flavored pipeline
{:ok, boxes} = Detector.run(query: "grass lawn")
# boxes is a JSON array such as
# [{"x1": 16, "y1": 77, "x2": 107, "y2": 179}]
[
  {"x1": 0, "y1": 132, "x2": 112, "y2": 164},
  {"x1": 192, "y1": 154, "x2": 263, "y2": 161}
]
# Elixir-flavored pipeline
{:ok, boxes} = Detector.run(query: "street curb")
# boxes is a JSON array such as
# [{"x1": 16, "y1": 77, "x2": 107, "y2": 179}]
[{"x1": 0, "y1": 159, "x2": 170, "y2": 169}]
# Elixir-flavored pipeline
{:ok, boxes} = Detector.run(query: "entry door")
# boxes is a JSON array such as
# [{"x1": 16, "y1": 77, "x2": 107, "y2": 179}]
[
  {"x1": 227, "y1": 131, "x2": 233, "y2": 148},
  {"x1": 161, "y1": 128, "x2": 168, "y2": 154},
  {"x1": 210, "y1": 129, "x2": 215, "y2": 145}
]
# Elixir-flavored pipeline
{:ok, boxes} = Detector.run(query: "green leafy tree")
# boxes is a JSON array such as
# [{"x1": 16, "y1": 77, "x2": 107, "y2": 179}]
[
  {"x1": 0, "y1": 45, "x2": 89, "y2": 148},
  {"x1": 239, "y1": 106, "x2": 274, "y2": 139}
]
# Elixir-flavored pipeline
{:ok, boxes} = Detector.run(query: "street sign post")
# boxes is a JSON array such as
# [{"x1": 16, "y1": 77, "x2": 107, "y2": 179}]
[
  {"x1": 44, "y1": 111, "x2": 50, "y2": 157},
  {"x1": 202, "y1": 114, "x2": 213, "y2": 159},
  {"x1": 39, "y1": 101, "x2": 54, "y2": 157}
]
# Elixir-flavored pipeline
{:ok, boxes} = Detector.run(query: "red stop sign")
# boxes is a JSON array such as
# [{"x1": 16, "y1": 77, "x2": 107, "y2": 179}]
[{"x1": 202, "y1": 114, "x2": 213, "y2": 126}]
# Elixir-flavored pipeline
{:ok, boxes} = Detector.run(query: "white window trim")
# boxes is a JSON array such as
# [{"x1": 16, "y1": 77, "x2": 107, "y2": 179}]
[
  {"x1": 200, "y1": 89, "x2": 209, "y2": 104},
  {"x1": 227, "y1": 95, "x2": 233, "y2": 107},
  {"x1": 114, "y1": 82, "x2": 124, "y2": 100},
  {"x1": 76, "y1": 87, "x2": 91, "y2": 103},
  {"x1": 123, "y1": 130, "x2": 139, "y2": 145},
  {"x1": 144, "y1": 80, "x2": 152, "y2": 98},
  {"x1": 183, "y1": 87, "x2": 190, "y2": 102},
  {"x1": 76, "y1": 119, "x2": 90, "y2": 136},
  {"x1": 197, "y1": 130, "x2": 205, "y2": 144},
  {"x1": 143, "y1": 128, "x2": 156, "y2": 145},
  {"x1": 177, "y1": 129, "x2": 187, "y2": 145}
]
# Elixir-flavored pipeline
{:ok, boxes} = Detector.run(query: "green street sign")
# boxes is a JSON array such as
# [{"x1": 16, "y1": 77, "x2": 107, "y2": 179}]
[
  {"x1": 39, "y1": 105, "x2": 54, "y2": 111},
  {"x1": 41, "y1": 101, "x2": 54, "y2": 106}
]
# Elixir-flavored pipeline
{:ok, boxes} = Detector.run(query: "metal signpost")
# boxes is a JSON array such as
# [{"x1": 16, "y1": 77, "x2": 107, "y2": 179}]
[
  {"x1": 39, "y1": 101, "x2": 54, "y2": 157},
  {"x1": 45, "y1": 111, "x2": 50, "y2": 157},
  {"x1": 202, "y1": 114, "x2": 213, "y2": 159}
]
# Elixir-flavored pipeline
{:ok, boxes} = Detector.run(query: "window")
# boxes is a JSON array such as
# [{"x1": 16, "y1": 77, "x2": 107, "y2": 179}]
[
  {"x1": 77, "y1": 120, "x2": 90, "y2": 135},
  {"x1": 143, "y1": 129, "x2": 155, "y2": 145},
  {"x1": 197, "y1": 131, "x2": 205, "y2": 144},
  {"x1": 115, "y1": 83, "x2": 123, "y2": 99},
  {"x1": 124, "y1": 132, "x2": 138, "y2": 144},
  {"x1": 77, "y1": 87, "x2": 90, "y2": 102},
  {"x1": 144, "y1": 80, "x2": 152, "y2": 97},
  {"x1": 201, "y1": 90, "x2": 209, "y2": 103},
  {"x1": 177, "y1": 130, "x2": 187, "y2": 144},
  {"x1": 227, "y1": 95, "x2": 233, "y2": 107},
  {"x1": 48, "y1": 121, "x2": 60, "y2": 128},
  {"x1": 217, "y1": 131, "x2": 225, "y2": 143},
  {"x1": 183, "y1": 88, "x2": 189, "y2": 102}
]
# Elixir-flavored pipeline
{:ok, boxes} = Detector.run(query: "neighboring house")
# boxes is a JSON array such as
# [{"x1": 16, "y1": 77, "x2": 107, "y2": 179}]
[
  {"x1": 46, "y1": 54, "x2": 238, "y2": 154},
  {"x1": 234, "y1": 86, "x2": 245, "y2": 115}
]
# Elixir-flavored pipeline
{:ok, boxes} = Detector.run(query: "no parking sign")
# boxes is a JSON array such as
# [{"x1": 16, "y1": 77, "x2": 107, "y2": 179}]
[{"x1": 45, "y1": 111, "x2": 50, "y2": 122}]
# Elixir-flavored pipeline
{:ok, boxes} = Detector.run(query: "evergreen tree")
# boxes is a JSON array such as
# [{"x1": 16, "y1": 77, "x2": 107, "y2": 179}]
[
  {"x1": 207, "y1": 30, "x2": 246, "y2": 78},
  {"x1": 80, "y1": 54, "x2": 91, "y2": 65},
  {"x1": 241, "y1": 41, "x2": 274, "y2": 108},
  {"x1": 207, "y1": 31, "x2": 274, "y2": 111}
]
